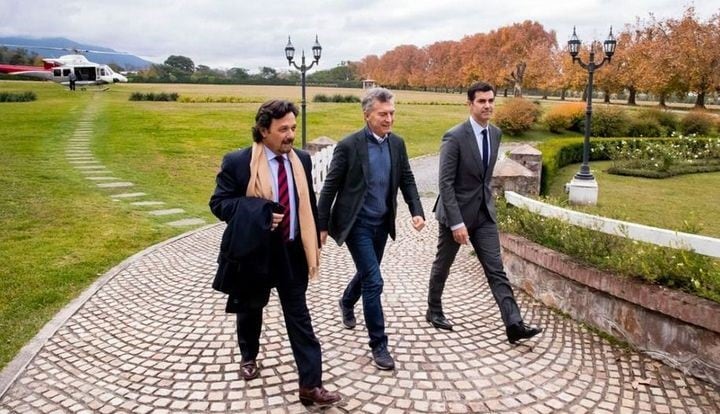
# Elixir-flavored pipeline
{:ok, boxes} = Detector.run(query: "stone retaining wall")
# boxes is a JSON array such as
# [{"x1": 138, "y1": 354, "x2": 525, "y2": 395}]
[{"x1": 501, "y1": 233, "x2": 720, "y2": 386}]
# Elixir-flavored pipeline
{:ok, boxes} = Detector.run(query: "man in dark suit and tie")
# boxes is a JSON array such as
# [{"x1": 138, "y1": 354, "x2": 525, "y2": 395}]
[
  {"x1": 210, "y1": 100, "x2": 341, "y2": 408},
  {"x1": 318, "y1": 87, "x2": 425, "y2": 370},
  {"x1": 425, "y1": 82, "x2": 542, "y2": 344}
]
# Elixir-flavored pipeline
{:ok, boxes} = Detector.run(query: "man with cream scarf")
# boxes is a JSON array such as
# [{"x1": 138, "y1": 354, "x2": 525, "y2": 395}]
[{"x1": 210, "y1": 100, "x2": 341, "y2": 408}]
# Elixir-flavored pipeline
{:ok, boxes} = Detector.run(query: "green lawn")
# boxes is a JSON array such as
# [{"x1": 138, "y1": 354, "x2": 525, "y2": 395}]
[
  {"x1": 546, "y1": 160, "x2": 720, "y2": 238},
  {"x1": 0, "y1": 80, "x2": 718, "y2": 371}
]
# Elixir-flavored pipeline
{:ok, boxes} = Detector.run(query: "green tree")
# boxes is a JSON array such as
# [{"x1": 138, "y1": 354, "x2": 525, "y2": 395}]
[
  {"x1": 257, "y1": 66, "x2": 278, "y2": 80},
  {"x1": 227, "y1": 67, "x2": 250, "y2": 82},
  {"x1": 164, "y1": 55, "x2": 195, "y2": 73}
]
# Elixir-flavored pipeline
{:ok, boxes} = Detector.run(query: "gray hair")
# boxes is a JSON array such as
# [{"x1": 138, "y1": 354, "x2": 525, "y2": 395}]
[{"x1": 361, "y1": 87, "x2": 394, "y2": 113}]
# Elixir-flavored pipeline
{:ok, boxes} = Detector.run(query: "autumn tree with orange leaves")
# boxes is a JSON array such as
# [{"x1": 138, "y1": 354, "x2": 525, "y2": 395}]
[{"x1": 353, "y1": 6, "x2": 719, "y2": 106}]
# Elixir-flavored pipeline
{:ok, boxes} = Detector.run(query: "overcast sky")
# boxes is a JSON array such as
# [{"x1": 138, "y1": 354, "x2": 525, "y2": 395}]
[{"x1": 1, "y1": 1, "x2": 717, "y2": 72}]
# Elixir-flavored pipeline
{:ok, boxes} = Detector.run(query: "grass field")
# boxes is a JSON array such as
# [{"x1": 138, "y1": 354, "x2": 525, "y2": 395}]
[
  {"x1": 546, "y1": 161, "x2": 720, "y2": 238},
  {"x1": 0, "y1": 80, "x2": 718, "y2": 371}
]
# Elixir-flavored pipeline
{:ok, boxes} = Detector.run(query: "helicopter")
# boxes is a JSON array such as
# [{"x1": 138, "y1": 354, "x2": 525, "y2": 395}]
[{"x1": 0, "y1": 44, "x2": 128, "y2": 87}]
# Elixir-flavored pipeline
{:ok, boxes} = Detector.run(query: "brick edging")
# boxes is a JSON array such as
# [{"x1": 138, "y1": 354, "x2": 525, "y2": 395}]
[{"x1": 500, "y1": 232, "x2": 720, "y2": 335}]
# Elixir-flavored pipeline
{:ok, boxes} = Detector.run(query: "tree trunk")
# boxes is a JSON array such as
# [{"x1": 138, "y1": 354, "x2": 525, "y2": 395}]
[
  {"x1": 658, "y1": 93, "x2": 667, "y2": 108},
  {"x1": 560, "y1": 89, "x2": 566, "y2": 100},
  {"x1": 581, "y1": 84, "x2": 588, "y2": 101},
  {"x1": 627, "y1": 87, "x2": 637, "y2": 105},
  {"x1": 603, "y1": 89, "x2": 610, "y2": 103},
  {"x1": 695, "y1": 91, "x2": 706, "y2": 109},
  {"x1": 503, "y1": 88, "x2": 508, "y2": 97}
]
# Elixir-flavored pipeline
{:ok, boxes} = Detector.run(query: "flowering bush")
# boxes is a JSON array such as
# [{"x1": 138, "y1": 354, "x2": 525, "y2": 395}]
[{"x1": 599, "y1": 136, "x2": 720, "y2": 174}]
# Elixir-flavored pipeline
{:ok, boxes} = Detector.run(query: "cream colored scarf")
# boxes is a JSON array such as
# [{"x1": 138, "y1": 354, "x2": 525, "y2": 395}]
[{"x1": 246, "y1": 142, "x2": 320, "y2": 279}]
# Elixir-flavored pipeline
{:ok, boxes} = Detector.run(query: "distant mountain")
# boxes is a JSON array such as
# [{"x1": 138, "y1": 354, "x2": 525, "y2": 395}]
[{"x1": 0, "y1": 36, "x2": 154, "y2": 70}]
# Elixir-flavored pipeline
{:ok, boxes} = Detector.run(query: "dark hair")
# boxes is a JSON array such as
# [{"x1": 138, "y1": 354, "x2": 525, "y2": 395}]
[
  {"x1": 467, "y1": 81, "x2": 496, "y2": 102},
  {"x1": 252, "y1": 100, "x2": 299, "y2": 142}
]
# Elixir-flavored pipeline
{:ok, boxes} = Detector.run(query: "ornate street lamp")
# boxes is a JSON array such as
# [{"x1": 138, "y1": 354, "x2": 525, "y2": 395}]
[
  {"x1": 566, "y1": 26, "x2": 617, "y2": 205},
  {"x1": 285, "y1": 35, "x2": 322, "y2": 149}
]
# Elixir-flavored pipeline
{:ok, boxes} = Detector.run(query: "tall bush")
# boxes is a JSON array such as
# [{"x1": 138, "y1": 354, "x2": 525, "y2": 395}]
[
  {"x1": 640, "y1": 109, "x2": 677, "y2": 135},
  {"x1": 626, "y1": 117, "x2": 665, "y2": 138},
  {"x1": 542, "y1": 102, "x2": 585, "y2": 133},
  {"x1": 680, "y1": 111, "x2": 716, "y2": 136},
  {"x1": 590, "y1": 105, "x2": 629, "y2": 137},
  {"x1": 494, "y1": 98, "x2": 541, "y2": 135}
]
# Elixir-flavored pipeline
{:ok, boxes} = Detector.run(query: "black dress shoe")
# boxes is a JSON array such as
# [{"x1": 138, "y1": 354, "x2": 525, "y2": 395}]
[
  {"x1": 506, "y1": 322, "x2": 543, "y2": 344},
  {"x1": 298, "y1": 386, "x2": 342, "y2": 407},
  {"x1": 426, "y1": 310, "x2": 453, "y2": 331},
  {"x1": 339, "y1": 299, "x2": 356, "y2": 329},
  {"x1": 240, "y1": 359, "x2": 259, "y2": 380}
]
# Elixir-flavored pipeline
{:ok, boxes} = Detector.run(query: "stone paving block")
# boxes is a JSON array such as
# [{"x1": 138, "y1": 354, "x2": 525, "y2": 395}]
[
  {"x1": 147, "y1": 208, "x2": 184, "y2": 216},
  {"x1": 96, "y1": 182, "x2": 134, "y2": 188},
  {"x1": 130, "y1": 201, "x2": 165, "y2": 206},
  {"x1": 165, "y1": 218, "x2": 206, "y2": 227},
  {"x1": 0, "y1": 154, "x2": 719, "y2": 413}
]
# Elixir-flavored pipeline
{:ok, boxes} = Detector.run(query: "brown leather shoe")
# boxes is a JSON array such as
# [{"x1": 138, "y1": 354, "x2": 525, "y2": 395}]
[
  {"x1": 240, "y1": 359, "x2": 259, "y2": 380},
  {"x1": 298, "y1": 386, "x2": 342, "y2": 407}
]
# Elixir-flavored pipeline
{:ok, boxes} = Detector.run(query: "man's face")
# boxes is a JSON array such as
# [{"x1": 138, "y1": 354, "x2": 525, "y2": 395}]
[
  {"x1": 261, "y1": 112, "x2": 297, "y2": 155},
  {"x1": 364, "y1": 100, "x2": 395, "y2": 137},
  {"x1": 468, "y1": 90, "x2": 495, "y2": 126}
]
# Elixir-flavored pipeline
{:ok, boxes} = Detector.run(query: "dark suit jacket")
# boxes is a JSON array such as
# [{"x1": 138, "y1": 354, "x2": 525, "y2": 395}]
[
  {"x1": 434, "y1": 120, "x2": 501, "y2": 229},
  {"x1": 317, "y1": 127, "x2": 424, "y2": 246},
  {"x1": 212, "y1": 196, "x2": 274, "y2": 294},
  {"x1": 209, "y1": 146, "x2": 319, "y2": 307}
]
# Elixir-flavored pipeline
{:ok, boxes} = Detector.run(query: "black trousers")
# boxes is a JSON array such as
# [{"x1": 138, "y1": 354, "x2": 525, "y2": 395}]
[
  {"x1": 235, "y1": 238, "x2": 322, "y2": 388},
  {"x1": 427, "y1": 216, "x2": 522, "y2": 327}
]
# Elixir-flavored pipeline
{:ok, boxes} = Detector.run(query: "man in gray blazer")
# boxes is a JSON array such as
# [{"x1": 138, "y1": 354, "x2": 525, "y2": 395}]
[
  {"x1": 318, "y1": 87, "x2": 425, "y2": 370},
  {"x1": 426, "y1": 81, "x2": 542, "y2": 344}
]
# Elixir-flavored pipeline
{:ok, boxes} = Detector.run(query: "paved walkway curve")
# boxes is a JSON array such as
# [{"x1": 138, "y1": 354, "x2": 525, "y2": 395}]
[{"x1": 1, "y1": 159, "x2": 719, "y2": 413}]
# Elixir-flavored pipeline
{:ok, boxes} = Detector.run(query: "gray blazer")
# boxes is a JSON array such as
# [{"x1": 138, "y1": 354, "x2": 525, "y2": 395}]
[{"x1": 433, "y1": 119, "x2": 501, "y2": 229}]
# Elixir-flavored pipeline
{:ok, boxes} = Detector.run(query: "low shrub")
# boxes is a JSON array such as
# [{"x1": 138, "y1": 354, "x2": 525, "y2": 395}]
[
  {"x1": 494, "y1": 98, "x2": 541, "y2": 135},
  {"x1": 0, "y1": 91, "x2": 37, "y2": 102},
  {"x1": 177, "y1": 95, "x2": 263, "y2": 103},
  {"x1": 313, "y1": 94, "x2": 330, "y2": 102},
  {"x1": 640, "y1": 108, "x2": 677, "y2": 135},
  {"x1": 312, "y1": 94, "x2": 360, "y2": 103},
  {"x1": 626, "y1": 117, "x2": 665, "y2": 138},
  {"x1": 498, "y1": 198, "x2": 720, "y2": 303},
  {"x1": 680, "y1": 111, "x2": 716, "y2": 136},
  {"x1": 542, "y1": 102, "x2": 585, "y2": 133},
  {"x1": 129, "y1": 92, "x2": 179, "y2": 101},
  {"x1": 590, "y1": 105, "x2": 629, "y2": 137},
  {"x1": 537, "y1": 136, "x2": 719, "y2": 193}
]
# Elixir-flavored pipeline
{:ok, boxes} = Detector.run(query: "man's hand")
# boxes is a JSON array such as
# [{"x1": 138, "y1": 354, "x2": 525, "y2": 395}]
[
  {"x1": 320, "y1": 230, "x2": 328, "y2": 246},
  {"x1": 271, "y1": 212, "x2": 283, "y2": 231},
  {"x1": 411, "y1": 216, "x2": 425, "y2": 231},
  {"x1": 452, "y1": 226, "x2": 469, "y2": 245}
]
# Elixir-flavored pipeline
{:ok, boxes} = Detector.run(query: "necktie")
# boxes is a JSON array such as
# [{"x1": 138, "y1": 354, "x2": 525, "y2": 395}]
[
  {"x1": 481, "y1": 129, "x2": 490, "y2": 171},
  {"x1": 275, "y1": 156, "x2": 290, "y2": 241}
]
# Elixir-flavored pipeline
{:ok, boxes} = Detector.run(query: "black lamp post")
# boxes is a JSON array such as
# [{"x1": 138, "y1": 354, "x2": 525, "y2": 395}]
[
  {"x1": 567, "y1": 26, "x2": 617, "y2": 182},
  {"x1": 285, "y1": 35, "x2": 322, "y2": 149}
]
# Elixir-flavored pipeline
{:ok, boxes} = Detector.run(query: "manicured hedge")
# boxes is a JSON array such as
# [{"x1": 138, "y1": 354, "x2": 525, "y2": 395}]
[
  {"x1": 129, "y1": 92, "x2": 179, "y2": 101},
  {"x1": 0, "y1": 91, "x2": 36, "y2": 102},
  {"x1": 537, "y1": 137, "x2": 719, "y2": 194}
]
